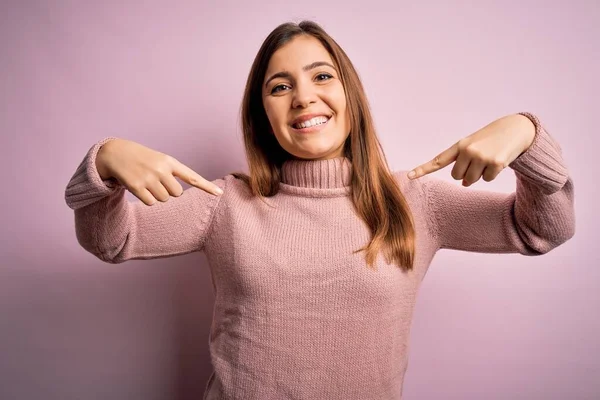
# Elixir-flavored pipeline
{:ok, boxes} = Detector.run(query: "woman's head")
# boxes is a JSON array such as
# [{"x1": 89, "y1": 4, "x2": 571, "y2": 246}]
[
  {"x1": 241, "y1": 20, "x2": 371, "y2": 164},
  {"x1": 262, "y1": 34, "x2": 349, "y2": 161},
  {"x1": 236, "y1": 21, "x2": 416, "y2": 271}
]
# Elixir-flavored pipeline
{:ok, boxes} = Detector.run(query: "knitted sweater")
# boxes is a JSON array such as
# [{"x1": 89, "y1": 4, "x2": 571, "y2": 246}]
[{"x1": 64, "y1": 112, "x2": 575, "y2": 400}]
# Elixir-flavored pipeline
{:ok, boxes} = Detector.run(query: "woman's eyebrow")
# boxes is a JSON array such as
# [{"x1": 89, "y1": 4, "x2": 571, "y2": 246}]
[{"x1": 264, "y1": 61, "x2": 336, "y2": 88}]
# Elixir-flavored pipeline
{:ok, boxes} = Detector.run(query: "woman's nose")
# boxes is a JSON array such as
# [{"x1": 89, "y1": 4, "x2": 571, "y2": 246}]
[{"x1": 292, "y1": 82, "x2": 317, "y2": 108}]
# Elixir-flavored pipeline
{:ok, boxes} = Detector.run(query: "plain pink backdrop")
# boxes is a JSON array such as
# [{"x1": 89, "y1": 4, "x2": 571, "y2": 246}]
[{"x1": 1, "y1": 1, "x2": 597, "y2": 399}]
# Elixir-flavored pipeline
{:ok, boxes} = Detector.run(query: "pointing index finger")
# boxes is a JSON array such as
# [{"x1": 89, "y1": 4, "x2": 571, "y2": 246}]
[
  {"x1": 171, "y1": 159, "x2": 223, "y2": 195},
  {"x1": 408, "y1": 142, "x2": 459, "y2": 179}
]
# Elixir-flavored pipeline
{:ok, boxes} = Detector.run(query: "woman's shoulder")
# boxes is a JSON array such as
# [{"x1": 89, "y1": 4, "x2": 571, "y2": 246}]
[
  {"x1": 390, "y1": 169, "x2": 441, "y2": 214},
  {"x1": 392, "y1": 169, "x2": 426, "y2": 194},
  {"x1": 217, "y1": 173, "x2": 255, "y2": 199}
]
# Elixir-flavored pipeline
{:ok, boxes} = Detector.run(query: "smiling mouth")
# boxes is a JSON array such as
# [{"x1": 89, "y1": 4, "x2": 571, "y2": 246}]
[{"x1": 291, "y1": 115, "x2": 331, "y2": 129}]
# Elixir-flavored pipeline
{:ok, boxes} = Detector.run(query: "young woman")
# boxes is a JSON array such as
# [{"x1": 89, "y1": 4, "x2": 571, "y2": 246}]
[{"x1": 65, "y1": 20, "x2": 575, "y2": 400}]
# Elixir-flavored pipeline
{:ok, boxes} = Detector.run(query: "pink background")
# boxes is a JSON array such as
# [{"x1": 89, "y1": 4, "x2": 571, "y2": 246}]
[{"x1": 1, "y1": 1, "x2": 597, "y2": 399}]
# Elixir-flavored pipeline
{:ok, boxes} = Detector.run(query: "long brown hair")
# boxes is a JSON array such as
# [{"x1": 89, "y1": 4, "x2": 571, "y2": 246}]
[{"x1": 232, "y1": 21, "x2": 416, "y2": 271}]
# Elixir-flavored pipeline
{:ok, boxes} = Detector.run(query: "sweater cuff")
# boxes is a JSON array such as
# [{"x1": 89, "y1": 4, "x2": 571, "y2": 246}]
[
  {"x1": 508, "y1": 112, "x2": 569, "y2": 194},
  {"x1": 64, "y1": 137, "x2": 123, "y2": 210}
]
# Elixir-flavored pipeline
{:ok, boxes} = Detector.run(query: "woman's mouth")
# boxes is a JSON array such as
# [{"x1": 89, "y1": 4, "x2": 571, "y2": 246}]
[{"x1": 291, "y1": 115, "x2": 331, "y2": 134}]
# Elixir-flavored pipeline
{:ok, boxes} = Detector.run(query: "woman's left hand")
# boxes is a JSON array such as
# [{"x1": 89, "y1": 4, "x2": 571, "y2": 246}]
[{"x1": 407, "y1": 113, "x2": 537, "y2": 187}]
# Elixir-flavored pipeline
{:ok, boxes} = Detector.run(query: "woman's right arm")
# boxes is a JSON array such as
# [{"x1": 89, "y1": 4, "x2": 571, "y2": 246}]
[{"x1": 64, "y1": 137, "x2": 225, "y2": 263}]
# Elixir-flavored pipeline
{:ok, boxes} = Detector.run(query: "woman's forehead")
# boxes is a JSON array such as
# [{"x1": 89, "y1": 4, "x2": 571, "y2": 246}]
[{"x1": 266, "y1": 36, "x2": 334, "y2": 74}]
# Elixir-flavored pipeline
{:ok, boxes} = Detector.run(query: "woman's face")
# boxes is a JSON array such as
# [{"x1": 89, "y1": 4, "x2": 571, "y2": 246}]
[{"x1": 262, "y1": 35, "x2": 350, "y2": 161}]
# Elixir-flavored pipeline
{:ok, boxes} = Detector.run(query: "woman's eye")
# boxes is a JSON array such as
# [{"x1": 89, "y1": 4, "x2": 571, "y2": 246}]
[
  {"x1": 271, "y1": 84, "x2": 290, "y2": 94},
  {"x1": 316, "y1": 73, "x2": 333, "y2": 81}
]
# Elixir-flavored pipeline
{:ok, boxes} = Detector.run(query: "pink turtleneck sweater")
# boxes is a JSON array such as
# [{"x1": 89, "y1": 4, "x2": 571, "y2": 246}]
[{"x1": 64, "y1": 112, "x2": 575, "y2": 400}]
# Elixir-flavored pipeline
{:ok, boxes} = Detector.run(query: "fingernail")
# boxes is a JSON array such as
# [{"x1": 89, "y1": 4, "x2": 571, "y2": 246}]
[
  {"x1": 408, "y1": 171, "x2": 416, "y2": 179},
  {"x1": 214, "y1": 187, "x2": 223, "y2": 195}
]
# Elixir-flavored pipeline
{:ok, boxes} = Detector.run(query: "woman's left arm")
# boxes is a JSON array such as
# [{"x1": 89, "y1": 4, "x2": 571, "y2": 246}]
[{"x1": 410, "y1": 112, "x2": 575, "y2": 254}]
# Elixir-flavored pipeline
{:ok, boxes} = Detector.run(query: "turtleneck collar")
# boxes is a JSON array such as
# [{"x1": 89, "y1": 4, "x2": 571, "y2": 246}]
[{"x1": 280, "y1": 157, "x2": 352, "y2": 189}]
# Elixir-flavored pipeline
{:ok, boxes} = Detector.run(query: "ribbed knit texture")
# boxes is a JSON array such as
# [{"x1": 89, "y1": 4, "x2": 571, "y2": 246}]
[{"x1": 64, "y1": 112, "x2": 575, "y2": 400}]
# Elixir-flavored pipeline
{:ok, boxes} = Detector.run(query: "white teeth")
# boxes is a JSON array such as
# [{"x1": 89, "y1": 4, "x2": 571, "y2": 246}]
[{"x1": 294, "y1": 116, "x2": 329, "y2": 129}]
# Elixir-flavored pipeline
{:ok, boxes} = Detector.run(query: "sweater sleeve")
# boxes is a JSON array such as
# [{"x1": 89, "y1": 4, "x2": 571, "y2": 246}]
[
  {"x1": 64, "y1": 138, "x2": 225, "y2": 263},
  {"x1": 420, "y1": 112, "x2": 575, "y2": 255}
]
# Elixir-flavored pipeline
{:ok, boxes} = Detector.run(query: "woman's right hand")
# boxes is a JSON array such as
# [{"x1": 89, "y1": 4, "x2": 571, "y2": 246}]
[{"x1": 95, "y1": 138, "x2": 223, "y2": 206}]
